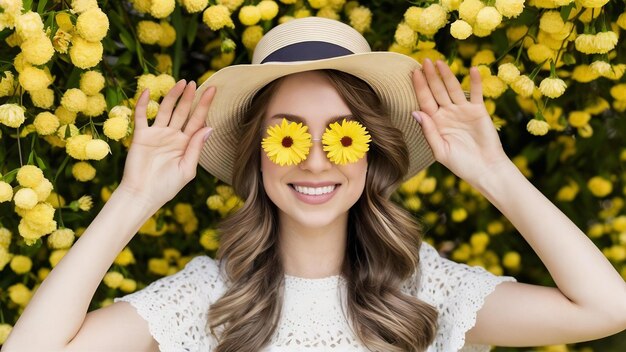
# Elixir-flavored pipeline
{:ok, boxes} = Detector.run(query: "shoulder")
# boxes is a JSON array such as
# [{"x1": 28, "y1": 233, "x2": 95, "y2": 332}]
[{"x1": 113, "y1": 255, "x2": 226, "y2": 351}]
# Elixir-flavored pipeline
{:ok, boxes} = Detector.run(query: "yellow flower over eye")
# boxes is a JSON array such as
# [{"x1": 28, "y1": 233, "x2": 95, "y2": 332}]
[
  {"x1": 262, "y1": 118, "x2": 312, "y2": 166},
  {"x1": 323, "y1": 119, "x2": 371, "y2": 165}
]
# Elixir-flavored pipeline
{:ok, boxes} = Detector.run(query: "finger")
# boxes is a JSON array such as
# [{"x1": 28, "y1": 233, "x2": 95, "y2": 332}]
[
  {"x1": 435, "y1": 60, "x2": 468, "y2": 105},
  {"x1": 469, "y1": 67, "x2": 484, "y2": 104},
  {"x1": 183, "y1": 86, "x2": 216, "y2": 137},
  {"x1": 180, "y1": 127, "x2": 213, "y2": 177},
  {"x1": 422, "y1": 58, "x2": 452, "y2": 106},
  {"x1": 133, "y1": 89, "x2": 150, "y2": 130},
  {"x1": 412, "y1": 68, "x2": 439, "y2": 116},
  {"x1": 169, "y1": 81, "x2": 197, "y2": 130},
  {"x1": 154, "y1": 79, "x2": 187, "y2": 127},
  {"x1": 412, "y1": 111, "x2": 445, "y2": 162}
]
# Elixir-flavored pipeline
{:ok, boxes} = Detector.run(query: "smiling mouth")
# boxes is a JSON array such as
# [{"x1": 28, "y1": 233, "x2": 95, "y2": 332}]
[{"x1": 289, "y1": 184, "x2": 340, "y2": 196}]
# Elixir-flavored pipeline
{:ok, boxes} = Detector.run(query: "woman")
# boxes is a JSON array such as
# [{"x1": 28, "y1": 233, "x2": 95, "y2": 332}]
[{"x1": 3, "y1": 17, "x2": 626, "y2": 352}]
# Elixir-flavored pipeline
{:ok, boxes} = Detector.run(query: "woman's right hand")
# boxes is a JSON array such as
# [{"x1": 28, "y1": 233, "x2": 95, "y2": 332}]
[{"x1": 117, "y1": 80, "x2": 215, "y2": 209}]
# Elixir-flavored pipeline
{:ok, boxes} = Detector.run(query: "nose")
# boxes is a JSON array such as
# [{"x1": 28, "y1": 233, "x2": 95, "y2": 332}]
[{"x1": 299, "y1": 138, "x2": 332, "y2": 173}]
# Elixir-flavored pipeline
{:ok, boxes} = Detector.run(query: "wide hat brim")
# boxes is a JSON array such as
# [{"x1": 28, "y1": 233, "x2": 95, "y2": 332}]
[{"x1": 194, "y1": 51, "x2": 435, "y2": 185}]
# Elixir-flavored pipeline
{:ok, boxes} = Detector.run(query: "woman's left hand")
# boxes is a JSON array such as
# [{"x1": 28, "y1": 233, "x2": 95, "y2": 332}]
[{"x1": 412, "y1": 58, "x2": 511, "y2": 184}]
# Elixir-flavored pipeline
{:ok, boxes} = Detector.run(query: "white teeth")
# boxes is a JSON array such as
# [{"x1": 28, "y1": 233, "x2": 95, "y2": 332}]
[{"x1": 293, "y1": 185, "x2": 336, "y2": 196}]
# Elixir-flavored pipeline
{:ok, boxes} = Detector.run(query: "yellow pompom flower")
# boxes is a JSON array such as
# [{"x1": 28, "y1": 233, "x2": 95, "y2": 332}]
[
  {"x1": 322, "y1": 119, "x2": 371, "y2": 165},
  {"x1": 203, "y1": 5, "x2": 235, "y2": 31},
  {"x1": 33, "y1": 178, "x2": 53, "y2": 203},
  {"x1": 146, "y1": 100, "x2": 160, "y2": 119},
  {"x1": 18, "y1": 66, "x2": 52, "y2": 91},
  {"x1": 0, "y1": 182, "x2": 13, "y2": 203},
  {"x1": 182, "y1": 0, "x2": 209, "y2": 13},
  {"x1": 242, "y1": 25, "x2": 264, "y2": 50},
  {"x1": 103, "y1": 271, "x2": 124, "y2": 289},
  {"x1": 575, "y1": 32, "x2": 617, "y2": 54},
  {"x1": 258, "y1": 1, "x2": 279, "y2": 20},
  {"x1": 482, "y1": 75, "x2": 507, "y2": 98},
  {"x1": 57, "y1": 124, "x2": 80, "y2": 140},
  {"x1": 572, "y1": 64, "x2": 600, "y2": 83},
  {"x1": 103, "y1": 117, "x2": 129, "y2": 141},
  {"x1": 527, "y1": 43, "x2": 554, "y2": 64},
  {"x1": 0, "y1": 324, "x2": 12, "y2": 344},
  {"x1": 150, "y1": 0, "x2": 176, "y2": 18},
  {"x1": 200, "y1": 228, "x2": 220, "y2": 250},
  {"x1": 511, "y1": 75, "x2": 535, "y2": 97},
  {"x1": 527, "y1": 118, "x2": 550, "y2": 136},
  {"x1": 83, "y1": 93, "x2": 107, "y2": 117},
  {"x1": 589, "y1": 60, "x2": 611, "y2": 76},
  {"x1": 539, "y1": 77, "x2": 567, "y2": 98},
  {"x1": 52, "y1": 28, "x2": 72, "y2": 54},
  {"x1": 262, "y1": 118, "x2": 312, "y2": 166},
  {"x1": 603, "y1": 64, "x2": 626, "y2": 80},
  {"x1": 206, "y1": 194, "x2": 224, "y2": 210},
  {"x1": 394, "y1": 22, "x2": 416, "y2": 48},
  {"x1": 137, "y1": 21, "x2": 162, "y2": 45},
  {"x1": 459, "y1": 0, "x2": 484, "y2": 24},
  {"x1": 502, "y1": 251, "x2": 521, "y2": 270},
  {"x1": 158, "y1": 21, "x2": 176, "y2": 47},
  {"x1": 21, "y1": 34, "x2": 55, "y2": 65},
  {"x1": 568, "y1": 111, "x2": 591, "y2": 128},
  {"x1": 618, "y1": 12, "x2": 626, "y2": 30},
  {"x1": 579, "y1": 0, "x2": 608, "y2": 7},
  {"x1": 155, "y1": 73, "x2": 176, "y2": 97},
  {"x1": 16, "y1": 11, "x2": 44, "y2": 40},
  {"x1": 8, "y1": 283, "x2": 32, "y2": 306},
  {"x1": 0, "y1": 103, "x2": 25, "y2": 128},
  {"x1": 317, "y1": 7, "x2": 340, "y2": 20},
  {"x1": 14, "y1": 188, "x2": 38, "y2": 209},
  {"x1": 17, "y1": 165, "x2": 44, "y2": 188},
  {"x1": 33, "y1": 112, "x2": 60, "y2": 136},
  {"x1": 539, "y1": 11, "x2": 564, "y2": 34},
  {"x1": 76, "y1": 8, "x2": 109, "y2": 42},
  {"x1": 29, "y1": 88, "x2": 55, "y2": 109},
  {"x1": 10, "y1": 255, "x2": 33, "y2": 274},
  {"x1": 450, "y1": 20, "x2": 472, "y2": 39},
  {"x1": 114, "y1": 247, "x2": 136, "y2": 266},
  {"x1": 451, "y1": 207, "x2": 468, "y2": 222},
  {"x1": 148, "y1": 258, "x2": 170, "y2": 275},
  {"x1": 556, "y1": 180, "x2": 579, "y2": 201},
  {"x1": 75, "y1": 195, "x2": 93, "y2": 211},
  {"x1": 69, "y1": 36, "x2": 103, "y2": 69},
  {"x1": 587, "y1": 176, "x2": 612, "y2": 197},
  {"x1": 72, "y1": 0, "x2": 98, "y2": 13},
  {"x1": 56, "y1": 106, "x2": 77, "y2": 125},
  {"x1": 475, "y1": 6, "x2": 502, "y2": 32},
  {"x1": 239, "y1": 5, "x2": 261, "y2": 26},
  {"x1": 72, "y1": 161, "x2": 96, "y2": 182},
  {"x1": 47, "y1": 228, "x2": 75, "y2": 249},
  {"x1": 0, "y1": 71, "x2": 15, "y2": 97},
  {"x1": 349, "y1": 6, "x2": 372, "y2": 34},
  {"x1": 85, "y1": 139, "x2": 110, "y2": 160},
  {"x1": 309, "y1": 0, "x2": 328, "y2": 8},
  {"x1": 65, "y1": 134, "x2": 92, "y2": 160},
  {"x1": 120, "y1": 278, "x2": 137, "y2": 293},
  {"x1": 495, "y1": 0, "x2": 524, "y2": 18},
  {"x1": 79, "y1": 71, "x2": 105, "y2": 95},
  {"x1": 497, "y1": 63, "x2": 520, "y2": 84},
  {"x1": 0, "y1": 227, "x2": 12, "y2": 248},
  {"x1": 61, "y1": 88, "x2": 87, "y2": 113}
]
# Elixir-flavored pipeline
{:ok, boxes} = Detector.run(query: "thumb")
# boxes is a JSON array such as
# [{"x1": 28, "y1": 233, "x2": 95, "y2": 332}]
[
  {"x1": 412, "y1": 111, "x2": 444, "y2": 160},
  {"x1": 180, "y1": 127, "x2": 213, "y2": 173}
]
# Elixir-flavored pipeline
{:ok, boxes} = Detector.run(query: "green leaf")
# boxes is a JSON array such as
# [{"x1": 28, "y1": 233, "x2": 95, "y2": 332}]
[
  {"x1": 105, "y1": 86, "x2": 122, "y2": 109},
  {"x1": 119, "y1": 30, "x2": 136, "y2": 53},
  {"x1": 35, "y1": 156, "x2": 48, "y2": 171},
  {"x1": 186, "y1": 17, "x2": 198, "y2": 47},
  {"x1": 37, "y1": 0, "x2": 48, "y2": 13},
  {"x1": 171, "y1": 6, "x2": 183, "y2": 79},
  {"x1": 563, "y1": 53, "x2": 576, "y2": 65},
  {"x1": 1, "y1": 169, "x2": 19, "y2": 183},
  {"x1": 560, "y1": 2, "x2": 576, "y2": 22},
  {"x1": 23, "y1": 0, "x2": 33, "y2": 11}
]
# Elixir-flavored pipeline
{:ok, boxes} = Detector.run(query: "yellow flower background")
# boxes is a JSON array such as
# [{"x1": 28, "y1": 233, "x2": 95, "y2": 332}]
[{"x1": 0, "y1": 0, "x2": 625, "y2": 349}]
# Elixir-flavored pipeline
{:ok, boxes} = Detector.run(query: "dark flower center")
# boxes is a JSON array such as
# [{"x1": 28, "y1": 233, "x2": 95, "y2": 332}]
[
  {"x1": 340, "y1": 136, "x2": 352, "y2": 147},
  {"x1": 282, "y1": 136, "x2": 293, "y2": 148}
]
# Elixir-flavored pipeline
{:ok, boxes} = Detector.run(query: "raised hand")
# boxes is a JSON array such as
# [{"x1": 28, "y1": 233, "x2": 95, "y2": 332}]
[
  {"x1": 412, "y1": 58, "x2": 511, "y2": 184},
  {"x1": 118, "y1": 80, "x2": 215, "y2": 209}
]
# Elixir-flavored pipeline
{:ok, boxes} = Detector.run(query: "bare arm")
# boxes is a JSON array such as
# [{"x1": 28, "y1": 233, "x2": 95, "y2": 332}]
[
  {"x1": 412, "y1": 58, "x2": 626, "y2": 346},
  {"x1": 2, "y1": 80, "x2": 215, "y2": 351}
]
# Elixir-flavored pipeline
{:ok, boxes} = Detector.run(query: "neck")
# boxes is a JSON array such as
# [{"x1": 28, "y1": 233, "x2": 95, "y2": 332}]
[{"x1": 278, "y1": 212, "x2": 348, "y2": 279}]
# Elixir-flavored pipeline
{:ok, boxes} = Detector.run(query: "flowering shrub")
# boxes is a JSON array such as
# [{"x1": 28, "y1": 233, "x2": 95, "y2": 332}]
[{"x1": 1, "y1": 0, "x2": 625, "y2": 349}]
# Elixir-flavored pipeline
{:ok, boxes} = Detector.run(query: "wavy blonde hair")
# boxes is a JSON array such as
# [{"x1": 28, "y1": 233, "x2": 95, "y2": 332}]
[{"x1": 207, "y1": 70, "x2": 438, "y2": 352}]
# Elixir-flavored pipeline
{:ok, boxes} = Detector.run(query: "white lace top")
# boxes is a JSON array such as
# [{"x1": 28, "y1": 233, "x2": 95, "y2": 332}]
[{"x1": 114, "y1": 242, "x2": 516, "y2": 351}]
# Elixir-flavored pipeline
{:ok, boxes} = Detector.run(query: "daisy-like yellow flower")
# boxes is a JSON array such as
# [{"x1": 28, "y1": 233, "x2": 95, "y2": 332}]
[
  {"x1": 322, "y1": 119, "x2": 371, "y2": 165},
  {"x1": 262, "y1": 118, "x2": 312, "y2": 166}
]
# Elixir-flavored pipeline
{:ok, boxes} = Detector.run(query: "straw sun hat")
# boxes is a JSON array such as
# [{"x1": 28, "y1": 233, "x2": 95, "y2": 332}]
[{"x1": 195, "y1": 16, "x2": 435, "y2": 184}]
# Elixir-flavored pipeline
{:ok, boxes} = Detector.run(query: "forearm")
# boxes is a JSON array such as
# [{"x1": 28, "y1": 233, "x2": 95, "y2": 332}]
[
  {"x1": 473, "y1": 160, "x2": 626, "y2": 319},
  {"x1": 3, "y1": 189, "x2": 158, "y2": 350}
]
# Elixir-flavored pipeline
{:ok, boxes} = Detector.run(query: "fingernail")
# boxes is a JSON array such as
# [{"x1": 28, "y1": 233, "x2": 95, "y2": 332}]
[
  {"x1": 203, "y1": 128, "x2": 213, "y2": 142},
  {"x1": 412, "y1": 111, "x2": 422, "y2": 123}
]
